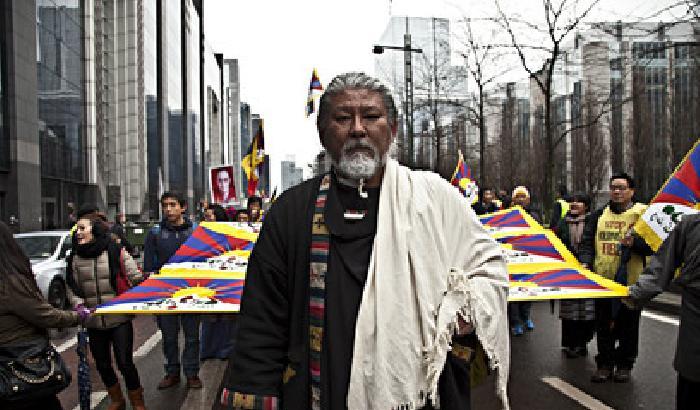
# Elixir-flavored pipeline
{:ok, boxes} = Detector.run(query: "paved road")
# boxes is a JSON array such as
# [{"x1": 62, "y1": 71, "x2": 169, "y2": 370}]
[
  {"x1": 53, "y1": 301, "x2": 679, "y2": 409},
  {"x1": 473, "y1": 302, "x2": 679, "y2": 410}
]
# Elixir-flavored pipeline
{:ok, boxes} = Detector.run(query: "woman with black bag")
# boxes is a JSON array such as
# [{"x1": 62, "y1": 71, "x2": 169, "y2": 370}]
[
  {"x1": 0, "y1": 221, "x2": 90, "y2": 410},
  {"x1": 67, "y1": 214, "x2": 146, "y2": 410}
]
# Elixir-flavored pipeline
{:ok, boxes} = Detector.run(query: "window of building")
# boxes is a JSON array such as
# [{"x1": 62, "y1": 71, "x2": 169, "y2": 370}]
[
  {"x1": 674, "y1": 43, "x2": 691, "y2": 60},
  {"x1": 36, "y1": 0, "x2": 85, "y2": 182},
  {"x1": 633, "y1": 42, "x2": 667, "y2": 60}
]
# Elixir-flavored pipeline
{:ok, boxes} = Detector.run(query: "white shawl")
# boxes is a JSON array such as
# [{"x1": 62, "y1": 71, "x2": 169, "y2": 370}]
[{"x1": 347, "y1": 159, "x2": 510, "y2": 409}]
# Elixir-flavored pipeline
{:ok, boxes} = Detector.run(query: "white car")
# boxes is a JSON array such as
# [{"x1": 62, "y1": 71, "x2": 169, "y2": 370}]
[{"x1": 13, "y1": 231, "x2": 72, "y2": 309}]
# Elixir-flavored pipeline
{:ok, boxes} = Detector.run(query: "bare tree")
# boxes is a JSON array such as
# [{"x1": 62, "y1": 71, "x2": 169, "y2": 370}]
[
  {"x1": 495, "y1": 0, "x2": 602, "y2": 216},
  {"x1": 572, "y1": 93, "x2": 609, "y2": 201},
  {"x1": 457, "y1": 17, "x2": 513, "y2": 187},
  {"x1": 412, "y1": 19, "x2": 470, "y2": 178}
]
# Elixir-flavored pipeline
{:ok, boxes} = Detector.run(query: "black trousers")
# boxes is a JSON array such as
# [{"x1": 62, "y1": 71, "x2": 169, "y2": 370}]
[
  {"x1": 594, "y1": 299, "x2": 641, "y2": 370},
  {"x1": 677, "y1": 374, "x2": 700, "y2": 410},
  {"x1": 88, "y1": 321, "x2": 141, "y2": 390},
  {"x1": 561, "y1": 319, "x2": 595, "y2": 349}
]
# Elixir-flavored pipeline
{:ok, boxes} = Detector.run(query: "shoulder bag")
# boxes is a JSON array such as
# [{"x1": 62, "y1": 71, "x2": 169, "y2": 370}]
[{"x1": 0, "y1": 337, "x2": 71, "y2": 401}]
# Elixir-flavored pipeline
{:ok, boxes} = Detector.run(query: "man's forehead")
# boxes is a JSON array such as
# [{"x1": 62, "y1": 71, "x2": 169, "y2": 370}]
[
  {"x1": 328, "y1": 89, "x2": 386, "y2": 109},
  {"x1": 610, "y1": 178, "x2": 629, "y2": 186}
]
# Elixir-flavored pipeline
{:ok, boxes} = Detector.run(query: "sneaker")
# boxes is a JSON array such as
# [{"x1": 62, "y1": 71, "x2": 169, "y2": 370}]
[
  {"x1": 157, "y1": 374, "x2": 180, "y2": 390},
  {"x1": 525, "y1": 319, "x2": 535, "y2": 331},
  {"x1": 512, "y1": 324, "x2": 524, "y2": 336},
  {"x1": 613, "y1": 368, "x2": 631, "y2": 383},
  {"x1": 187, "y1": 376, "x2": 203, "y2": 389},
  {"x1": 591, "y1": 368, "x2": 612, "y2": 383}
]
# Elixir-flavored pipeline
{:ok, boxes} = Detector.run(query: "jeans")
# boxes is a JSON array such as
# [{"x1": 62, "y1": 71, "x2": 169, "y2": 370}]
[
  {"x1": 88, "y1": 321, "x2": 141, "y2": 390},
  {"x1": 594, "y1": 298, "x2": 641, "y2": 370},
  {"x1": 157, "y1": 314, "x2": 201, "y2": 377},
  {"x1": 508, "y1": 302, "x2": 532, "y2": 327}
]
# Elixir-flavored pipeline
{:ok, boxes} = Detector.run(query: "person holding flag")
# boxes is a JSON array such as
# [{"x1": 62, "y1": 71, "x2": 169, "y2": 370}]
[
  {"x1": 578, "y1": 172, "x2": 652, "y2": 383},
  {"x1": 242, "y1": 122, "x2": 266, "y2": 197}
]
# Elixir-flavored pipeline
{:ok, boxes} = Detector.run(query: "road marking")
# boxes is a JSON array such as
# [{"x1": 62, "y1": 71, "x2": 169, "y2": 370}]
[
  {"x1": 70, "y1": 391, "x2": 107, "y2": 410},
  {"x1": 642, "y1": 310, "x2": 679, "y2": 326},
  {"x1": 54, "y1": 337, "x2": 77, "y2": 353},
  {"x1": 134, "y1": 330, "x2": 162, "y2": 358},
  {"x1": 68, "y1": 330, "x2": 161, "y2": 410},
  {"x1": 542, "y1": 377, "x2": 614, "y2": 410}
]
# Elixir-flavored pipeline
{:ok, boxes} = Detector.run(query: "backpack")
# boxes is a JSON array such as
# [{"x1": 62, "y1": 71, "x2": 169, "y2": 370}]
[{"x1": 106, "y1": 241, "x2": 137, "y2": 295}]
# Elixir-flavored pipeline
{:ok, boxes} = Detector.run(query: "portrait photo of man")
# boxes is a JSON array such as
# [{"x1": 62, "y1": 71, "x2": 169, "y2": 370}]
[{"x1": 210, "y1": 165, "x2": 236, "y2": 204}]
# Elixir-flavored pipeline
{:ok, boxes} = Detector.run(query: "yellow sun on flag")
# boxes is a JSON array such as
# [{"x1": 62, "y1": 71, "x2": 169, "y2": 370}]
[{"x1": 172, "y1": 286, "x2": 216, "y2": 299}]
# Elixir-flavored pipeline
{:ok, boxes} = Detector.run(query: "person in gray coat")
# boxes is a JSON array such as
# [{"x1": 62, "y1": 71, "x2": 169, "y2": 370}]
[
  {"x1": 626, "y1": 213, "x2": 700, "y2": 410},
  {"x1": 68, "y1": 214, "x2": 146, "y2": 410}
]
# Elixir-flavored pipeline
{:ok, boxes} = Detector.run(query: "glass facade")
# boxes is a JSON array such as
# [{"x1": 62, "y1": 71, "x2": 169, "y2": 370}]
[
  {"x1": 36, "y1": 0, "x2": 85, "y2": 182},
  {"x1": 166, "y1": 0, "x2": 184, "y2": 189},
  {"x1": 0, "y1": 17, "x2": 7, "y2": 172},
  {"x1": 186, "y1": 0, "x2": 202, "y2": 203},
  {"x1": 144, "y1": 0, "x2": 159, "y2": 218}
]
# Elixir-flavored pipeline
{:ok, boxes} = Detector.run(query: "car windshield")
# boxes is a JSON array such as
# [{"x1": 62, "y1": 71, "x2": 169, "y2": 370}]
[{"x1": 14, "y1": 236, "x2": 61, "y2": 260}]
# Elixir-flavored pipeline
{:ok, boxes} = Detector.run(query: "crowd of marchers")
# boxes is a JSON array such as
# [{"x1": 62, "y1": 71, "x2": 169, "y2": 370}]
[{"x1": 0, "y1": 71, "x2": 698, "y2": 410}]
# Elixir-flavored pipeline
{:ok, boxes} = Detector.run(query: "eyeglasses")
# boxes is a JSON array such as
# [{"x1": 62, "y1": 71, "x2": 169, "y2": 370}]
[{"x1": 609, "y1": 185, "x2": 629, "y2": 192}]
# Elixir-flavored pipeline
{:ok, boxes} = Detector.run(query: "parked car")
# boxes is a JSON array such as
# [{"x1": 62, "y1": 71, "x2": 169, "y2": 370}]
[{"x1": 13, "y1": 230, "x2": 71, "y2": 309}]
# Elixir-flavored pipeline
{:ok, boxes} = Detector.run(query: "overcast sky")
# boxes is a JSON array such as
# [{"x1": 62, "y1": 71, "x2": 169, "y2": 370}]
[{"x1": 204, "y1": 0, "x2": 688, "y2": 191}]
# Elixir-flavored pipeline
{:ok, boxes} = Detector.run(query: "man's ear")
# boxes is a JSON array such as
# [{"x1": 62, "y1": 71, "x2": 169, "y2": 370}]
[
  {"x1": 318, "y1": 125, "x2": 327, "y2": 149},
  {"x1": 390, "y1": 119, "x2": 398, "y2": 138}
]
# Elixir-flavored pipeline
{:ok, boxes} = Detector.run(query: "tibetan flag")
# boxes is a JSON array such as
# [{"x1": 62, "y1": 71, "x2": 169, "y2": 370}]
[
  {"x1": 492, "y1": 229, "x2": 579, "y2": 267},
  {"x1": 450, "y1": 150, "x2": 478, "y2": 204},
  {"x1": 306, "y1": 68, "x2": 323, "y2": 117},
  {"x1": 95, "y1": 222, "x2": 261, "y2": 314},
  {"x1": 490, "y1": 228, "x2": 628, "y2": 301},
  {"x1": 635, "y1": 140, "x2": 700, "y2": 251},
  {"x1": 479, "y1": 206, "x2": 544, "y2": 232},
  {"x1": 507, "y1": 266, "x2": 628, "y2": 301},
  {"x1": 242, "y1": 121, "x2": 266, "y2": 196}
]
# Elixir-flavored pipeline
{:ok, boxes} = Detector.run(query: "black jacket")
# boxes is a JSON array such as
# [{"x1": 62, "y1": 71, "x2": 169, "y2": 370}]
[
  {"x1": 143, "y1": 218, "x2": 194, "y2": 273},
  {"x1": 224, "y1": 176, "x2": 473, "y2": 410},
  {"x1": 629, "y1": 213, "x2": 700, "y2": 381}
]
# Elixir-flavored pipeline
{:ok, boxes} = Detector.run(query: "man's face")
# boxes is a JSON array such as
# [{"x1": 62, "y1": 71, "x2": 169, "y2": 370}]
[
  {"x1": 512, "y1": 193, "x2": 530, "y2": 207},
  {"x1": 237, "y1": 212, "x2": 249, "y2": 222},
  {"x1": 569, "y1": 200, "x2": 587, "y2": 215},
  {"x1": 610, "y1": 178, "x2": 634, "y2": 205},
  {"x1": 482, "y1": 190, "x2": 495, "y2": 203},
  {"x1": 217, "y1": 170, "x2": 231, "y2": 195},
  {"x1": 318, "y1": 89, "x2": 396, "y2": 181},
  {"x1": 204, "y1": 208, "x2": 216, "y2": 222},
  {"x1": 161, "y1": 197, "x2": 185, "y2": 223},
  {"x1": 248, "y1": 202, "x2": 261, "y2": 220}
]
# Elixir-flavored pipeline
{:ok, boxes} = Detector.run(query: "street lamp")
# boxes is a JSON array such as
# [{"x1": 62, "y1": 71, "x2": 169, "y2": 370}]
[{"x1": 373, "y1": 37, "x2": 422, "y2": 168}]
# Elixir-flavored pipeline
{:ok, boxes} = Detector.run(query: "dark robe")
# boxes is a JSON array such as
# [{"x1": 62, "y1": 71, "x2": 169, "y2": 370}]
[{"x1": 223, "y1": 173, "x2": 473, "y2": 410}]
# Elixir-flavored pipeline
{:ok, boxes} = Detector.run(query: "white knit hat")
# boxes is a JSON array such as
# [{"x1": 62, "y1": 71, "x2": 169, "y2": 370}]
[{"x1": 511, "y1": 186, "x2": 530, "y2": 199}]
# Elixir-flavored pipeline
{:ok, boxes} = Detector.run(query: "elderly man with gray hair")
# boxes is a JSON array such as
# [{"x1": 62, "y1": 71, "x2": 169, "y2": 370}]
[{"x1": 219, "y1": 72, "x2": 510, "y2": 410}]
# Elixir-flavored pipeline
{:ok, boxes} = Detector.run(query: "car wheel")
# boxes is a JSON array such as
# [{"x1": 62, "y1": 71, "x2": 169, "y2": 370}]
[{"x1": 48, "y1": 279, "x2": 67, "y2": 309}]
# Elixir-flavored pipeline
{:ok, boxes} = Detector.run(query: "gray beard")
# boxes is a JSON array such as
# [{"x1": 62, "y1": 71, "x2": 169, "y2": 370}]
[{"x1": 331, "y1": 142, "x2": 387, "y2": 186}]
